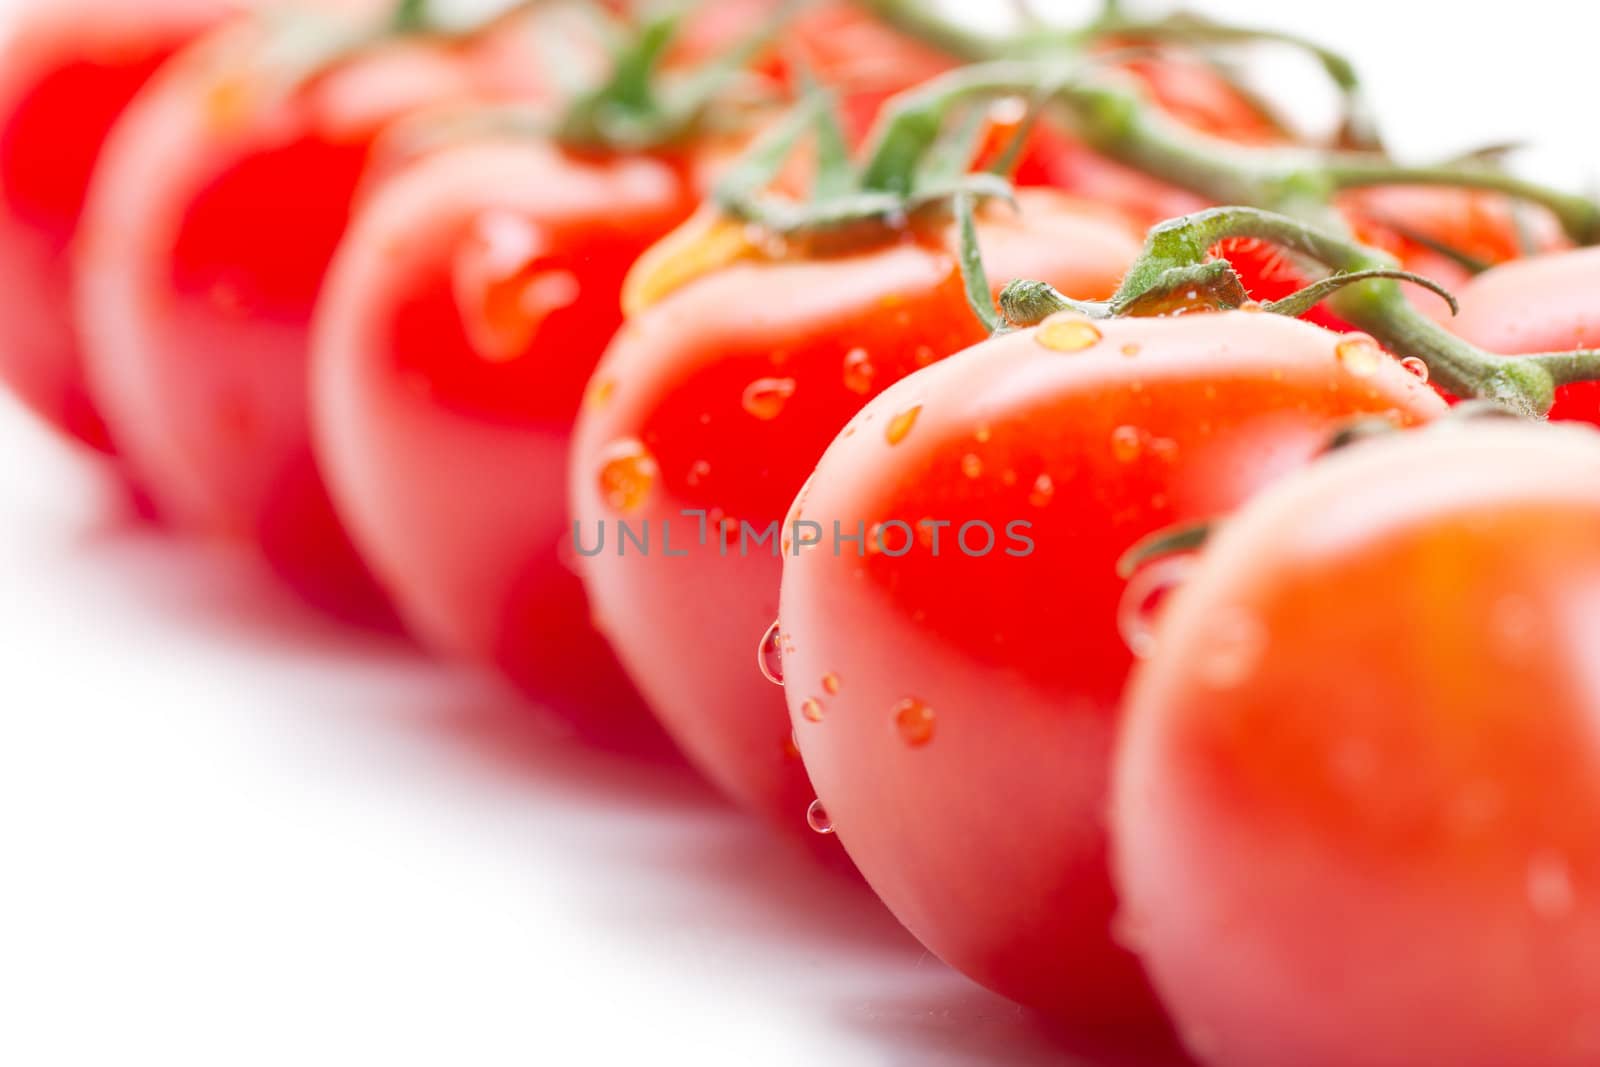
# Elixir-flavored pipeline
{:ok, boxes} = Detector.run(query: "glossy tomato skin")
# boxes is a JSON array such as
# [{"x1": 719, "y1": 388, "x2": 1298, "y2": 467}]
[
  {"x1": 1452, "y1": 246, "x2": 1600, "y2": 424},
  {"x1": 1114, "y1": 423, "x2": 1600, "y2": 1067},
  {"x1": 569, "y1": 192, "x2": 1143, "y2": 859},
  {"x1": 0, "y1": 0, "x2": 240, "y2": 452},
  {"x1": 313, "y1": 139, "x2": 695, "y2": 739},
  {"x1": 778, "y1": 311, "x2": 1445, "y2": 1026},
  {"x1": 76, "y1": 7, "x2": 551, "y2": 625}
]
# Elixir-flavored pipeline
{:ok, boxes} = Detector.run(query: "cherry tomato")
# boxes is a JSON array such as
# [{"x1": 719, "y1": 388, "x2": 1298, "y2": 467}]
[
  {"x1": 568, "y1": 193, "x2": 1143, "y2": 859},
  {"x1": 75, "y1": 5, "x2": 553, "y2": 625},
  {"x1": 777, "y1": 311, "x2": 1445, "y2": 1026},
  {"x1": 1114, "y1": 421, "x2": 1600, "y2": 1067},
  {"x1": 0, "y1": 0, "x2": 241, "y2": 453},
  {"x1": 312, "y1": 138, "x2": 699, "y2": 739},
  {"x1": 1452, "y1": 246, "x2": 1600, "y2": 424}
]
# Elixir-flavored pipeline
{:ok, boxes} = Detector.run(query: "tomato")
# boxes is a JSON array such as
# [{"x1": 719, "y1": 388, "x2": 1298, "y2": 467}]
[
  {"x1": 0, "y1": 0, "x2": 241, "y2": 453},
  {"x1": 1451, "y1": 246, "x2": 1600, "y2": 425},
  {"x1": 312, "y1": 138, "x2": 698, "y2": 739},
  {"x1": 567, "y1": 192, "x2": 1143, "y2": 859},
  {"x1": 75, "y1": 4, "x2": 554, "y2": 625},
  {"x1": 1113, "y1": 421, "x2": 1600, "y2": 1067},
  {"x1": 776, "y1": 311, "x2": 1444, "y2": 1026}
]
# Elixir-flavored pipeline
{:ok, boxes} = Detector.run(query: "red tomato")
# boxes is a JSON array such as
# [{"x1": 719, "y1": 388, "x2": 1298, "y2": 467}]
[
  {"x1": 777, "y1": 311, "x2": 1444, "y2": 1026},
  {"x1": 0, "y1": 0, "x2": 241, "y2": 453},
  {"x1": 566, "y1": 194, "x2": 1141, "y2": 860},
  {"x1": 1114, "y1": 421, "x2": 1600, "y2": 1067},
  {"x1": 312, "y1": 138, "x2": 698, "y2": 738},
  {"x1": 75, "y1": 5, "x2": 553, "y2": 625},
  {"x1": 1451, "y1": 246, "x2": 1600, "y2": 424}
]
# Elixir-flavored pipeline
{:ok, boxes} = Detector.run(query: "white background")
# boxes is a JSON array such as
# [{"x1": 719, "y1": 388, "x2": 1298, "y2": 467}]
[{"x1": 2, "y1": 2, "x2": 1595, "y2": 1065}]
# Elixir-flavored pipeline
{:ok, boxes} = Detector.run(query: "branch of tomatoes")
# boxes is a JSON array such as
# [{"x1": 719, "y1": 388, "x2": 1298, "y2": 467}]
[{"x1": 838, "y1": 38, "x2": 1600, "y2": 417}]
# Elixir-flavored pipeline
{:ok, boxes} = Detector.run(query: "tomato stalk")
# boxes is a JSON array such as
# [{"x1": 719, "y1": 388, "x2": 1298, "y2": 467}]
[
  {"x1": 858, "y1": 0, "x2": 1380, "y2": 149},
  {"x1": 850, "y1": 50, "x2": 1600, "y2": 416}
]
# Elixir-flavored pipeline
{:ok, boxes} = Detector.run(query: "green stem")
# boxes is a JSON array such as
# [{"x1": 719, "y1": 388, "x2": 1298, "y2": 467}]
[
  {"x1": 1324, "y1": 161, "x2": 1600, "y2": 244},
  {"x1": 392, "y1": 0, "x2": 431, "y2": 33}
]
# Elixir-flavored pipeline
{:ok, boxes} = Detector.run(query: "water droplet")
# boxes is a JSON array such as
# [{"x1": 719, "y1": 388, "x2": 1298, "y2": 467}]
[
  {"x1": 913, "y1": 345, "x2": 937, "y2": 368},
  {"x1": 1110, "y1": 425, "x2": 1144, "y2": 464},
  {"x1": 686, "y1": 460, "x2": 711, "y2": 488},
  {"x1": 1118, "y1": 555, "x2": 1196, "y2": 659},
  {"x1": 1335, "y1": 335, "x2": 1384, "y2": 378},
  {"x1": 455, "y1": 210, "x2": 581, "y2": 362},
  {"x1": 800, "y1": 698, "x2": 825, "y2": 723},
  {"x1": 782, "y1": 732, "x2": 801, "y2": 760},
  {"x1": 1121, "y1": 343, "x2": 1141, "y2": 357},
  {"x1": 597, "y1": 439, "x2": 658, "y2": 513},
  {"x1": 842, "y1": 348, "x2": 876, "y2": 394},
  {"x1": 822, "y1": 673, "x2": 841, "y2": 696},
  {"x1": 1028, "y1": 474, "x2": 1056, "y2": 508},
  {"x1": 1035, "y1": 313, "x2": 1103, "y2": 353},
  {"x1": 974, "y1": 424, "x2": 993, "y2": 444},
  {"x1": 894, "y1": 698, "x2": 936, "y2": 747},
  {"x1": 1400, "y1": 356, "x2": 1430, "y2": 383},
  {"x1": 758, "y1": 620, "x2": 785, "y2": 686},
  {"x1": 886, "y1": 405, "x2": 922, "y2": 446},
  {"x1": 806, "y1": 799, "x2": 835, "y2": 834},
  {"x1": 1528, "y1": 851, "x2": 1577, "y2": 920},
  {"x1": 743, "y1": 377, "x2": 797, "y2": 421},
  {"x1": 961, "y1": 453, "x2": 984, "y2": 479},
  {"x1": 585, "y1": 378, "x2": 616, "y2": 412},
  {"x1": 1198, "y1": 612, "x2": 1267, "y2": 690}
]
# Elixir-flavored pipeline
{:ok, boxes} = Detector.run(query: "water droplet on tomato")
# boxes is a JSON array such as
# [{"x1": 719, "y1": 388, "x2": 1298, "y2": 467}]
[
  {"x1": 782, "y1": 732, "x2": 801, "y2": 760},
  {"x1": 800, "y1": 698, "x2": 825, "y2": 723},
  {"x1": 1335, "y1": 335, "x2": 1384, "y2": 378},
  {"x1": 597, "y1": 439, "x2": 658, "y2": 514},
  {"x1": 822, "y1": 673, "x2": 841, "y2": 696},
  {"x1": 1198, "y1": 612, "x2": 1267, "y2": 689},
  {"x1": 1400, "y1": 356, "x2": 1430, "y2": 382},
  {"x1": 886, "y1": 406, "x2": 922, "y2": 446},
  {"x1": 585, "y1": 378, "x2": 616, "y2": 411},
  {"x1": 1035, "y1": 313, "x2": 1103, "y2": 353},
  {"x1": 913, "y1": 345, "x2": 937, "y2": 368},
  {"x1": 1118, "y1": 555, "x2": 1195, "y2": 659},
  {"x1": 961, "y1": 453, "x2": 984, "y2": 479},
  {"x1": 743, "y1": 377, "x2": 797, "y2": 421},
  {"x1": 974, "y1": 424, "x2": 993, "y2": 444},
  {"x1": 842, "y1": 348, "x2": 876, "y2": 394},
  {"x1": 687, "y1": 460, "x2": 711, "y2": 488},
  {"x1": 1121, "y1": 343, "x2": 1141, "y2": 357},
  {"x1": 1527, "y1": 852, "x2": 1577, "y2": 920},
  {"x1": 1028, "y1": 474, "x2": 1056, "y2": 508},
  {"x1": 806, "y1": 800, "x2": 835, "y2": 835},
  {"x1": 758, "y1": 621, "x2": 785, "y2": 686},
  {"x1": 894, "y1": 698, "x2": 936, "y2": 747},
  {"x1": 455, "y1": 210, "x2": 581, "y2": 362},
  {"x1": 1110, "y1": 425, "x2": 1144, "y2": 464}
]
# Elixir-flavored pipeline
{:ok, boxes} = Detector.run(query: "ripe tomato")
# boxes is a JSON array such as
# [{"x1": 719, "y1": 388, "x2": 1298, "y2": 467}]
[
  {"x1": 1451, "y1": 246, "x2": 1600, "y2": 424},
  {"x1": 1114, "y1": 421, "x2": 1600, "y2": 1067},
  {"x1": 0, "y1": 0, "x2": 241, "y2": 453},
  {"x1": 312, "y1": 138, "x2": 699, "y2": 738},
  {"x1": 75, "y1": 5, "x2": 554, "y2": 625},
  {"x1": 777, "y1": 311, "x2": 1444, "y2": 1026},
  {"x1": 568, "y1": 193, "x2": 1144, "y2": 859}
]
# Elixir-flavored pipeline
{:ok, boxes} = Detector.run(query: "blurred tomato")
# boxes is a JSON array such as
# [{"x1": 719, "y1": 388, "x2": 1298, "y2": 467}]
[
  {"x1": 1116, "y1": 421, "x2": 1600, "y2": 1067},
  {"x1": 76, "y1": 3, "x2": 557, "y2": 625},
  {"x1": 0, "y1": 0, "x2": 242, "y2": 453}
]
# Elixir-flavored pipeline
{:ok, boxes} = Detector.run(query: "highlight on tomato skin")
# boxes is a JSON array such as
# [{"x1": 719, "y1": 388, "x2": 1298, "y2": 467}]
[
  {"x1": 72, "y1": 2, "x2": 560, "y2": 627},
  {"x1": 311, "y1": 137, "x2": 700, "y2": 744},
  {"x1": 774, "y1": 310, "x2": 1446, "y2": 1033},
  {"x1": 1451, "y1": 245, "x2": 1600, "y2": 425},
  {"x1": 567, "y1": 190, "x2": 1145, "y2": 861},
  {"x1": 1112, "y1": 421, "x2": 1600, "y2": 1067},
  {"x1": 0, "y1": 0, "x2": 244, "y2": 455}
]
